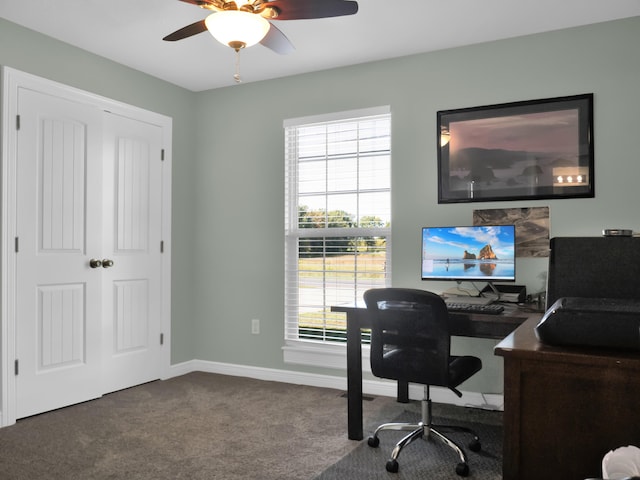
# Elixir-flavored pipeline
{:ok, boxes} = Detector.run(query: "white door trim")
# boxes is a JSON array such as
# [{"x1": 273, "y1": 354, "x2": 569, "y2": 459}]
[{"x1": 1, "y1": 67, "x2": 173, "y2": 427}]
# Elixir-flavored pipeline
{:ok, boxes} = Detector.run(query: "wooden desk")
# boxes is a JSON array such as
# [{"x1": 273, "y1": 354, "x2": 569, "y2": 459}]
[
  {"x1": 332, "y1": 302, "x2": 533, "y2": 440},
  {"x1": 495, "y1": 317, "x2": 640, "y2": 480}
]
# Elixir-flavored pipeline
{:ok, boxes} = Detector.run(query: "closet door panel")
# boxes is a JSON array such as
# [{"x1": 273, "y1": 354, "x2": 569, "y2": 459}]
[
  {"x1": 15, "y1": 88, "x2": 103, "y2": 419},
  {"x1": 101, "y1": 113, "x2": 163, "y2": 393}
]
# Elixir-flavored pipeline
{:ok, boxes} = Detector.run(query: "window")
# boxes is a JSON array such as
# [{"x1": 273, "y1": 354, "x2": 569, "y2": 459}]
[{"x1": 284, "y1": 106, "x2": 391, "y2": 352}]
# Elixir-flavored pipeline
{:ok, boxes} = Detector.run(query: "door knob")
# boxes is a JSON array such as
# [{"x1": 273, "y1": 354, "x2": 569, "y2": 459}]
[
  {"x1": 102, "y1": 259, "x2": 114, "y2": 268},
  {"x1": 89, "y1": 259, "x2": 102, "y2": 268}
]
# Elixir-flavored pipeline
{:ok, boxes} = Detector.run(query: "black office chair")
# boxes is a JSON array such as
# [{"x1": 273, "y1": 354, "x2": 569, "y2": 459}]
[{"x1": 363, "y1": 288, "x2": 483, "y2": 476}]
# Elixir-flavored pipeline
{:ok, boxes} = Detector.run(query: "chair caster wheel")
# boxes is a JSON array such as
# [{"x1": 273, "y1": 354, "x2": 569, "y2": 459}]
[
  {"x1": 386, "y1": 459, "x2": 399, "y2": 473},
  {"x1": 367, "y1": 436, "x2": 379, "y2": 448},
  {"x1": 456, "y1": 462, "x2": 469, "y2": 476},
  {"x1": 469, "y1": 438, "x2": 481, "y2": 452}
]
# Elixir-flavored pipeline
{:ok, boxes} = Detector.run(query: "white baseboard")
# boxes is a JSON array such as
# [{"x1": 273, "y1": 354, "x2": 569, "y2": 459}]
[{"x1": 166, "y1": 360, "x2": 503, "y2": 411}]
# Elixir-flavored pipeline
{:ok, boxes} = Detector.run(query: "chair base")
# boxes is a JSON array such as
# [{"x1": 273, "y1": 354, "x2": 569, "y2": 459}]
[{"x1": 367, "y1": 388, "x2": 481, "y2": 476}]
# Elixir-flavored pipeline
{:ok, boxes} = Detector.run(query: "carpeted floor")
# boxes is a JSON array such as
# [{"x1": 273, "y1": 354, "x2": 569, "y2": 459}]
[{"x1": 0, "y1": 372, "x2": 502, "y2": 479}]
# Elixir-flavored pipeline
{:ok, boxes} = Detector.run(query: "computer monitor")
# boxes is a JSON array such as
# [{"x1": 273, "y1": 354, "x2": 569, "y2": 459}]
[{"x1": 421, "y1": 225, "x2": 516, "y2": 282}]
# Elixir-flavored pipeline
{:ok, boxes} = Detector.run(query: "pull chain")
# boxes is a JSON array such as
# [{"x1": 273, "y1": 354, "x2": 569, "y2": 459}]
[{"x1": 234, "y1": 49, "x2": 242, "y2": 83}]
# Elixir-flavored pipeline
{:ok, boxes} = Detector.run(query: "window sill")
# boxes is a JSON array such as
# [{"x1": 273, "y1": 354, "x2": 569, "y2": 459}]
[{"x1": 282, "y1": 340, "x2": 371, "y2": 373}]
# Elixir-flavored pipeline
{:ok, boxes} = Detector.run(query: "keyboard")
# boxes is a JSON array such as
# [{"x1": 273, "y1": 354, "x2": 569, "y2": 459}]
[
  {"x1": 445, "y1": 302, "x2": 505, "y2": 315},
  {"x1": 443, "y1": 295, "x2": 493, "y2": 306}
]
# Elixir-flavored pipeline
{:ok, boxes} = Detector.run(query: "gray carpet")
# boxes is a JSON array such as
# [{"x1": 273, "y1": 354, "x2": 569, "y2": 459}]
[
  {"x1": 0, "y1": 372, "x2": 399, "y2": 479},
  {"x1": 0, "y1": 372, "x2": 502, "y2": 479},
  {"x1": 315, "y1": 408, "x2": 502, "y2": 479}
]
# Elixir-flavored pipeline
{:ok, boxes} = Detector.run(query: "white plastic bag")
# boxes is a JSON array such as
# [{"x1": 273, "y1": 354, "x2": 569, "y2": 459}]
[{"x1": 602, "y1": 445, "x2": 640, "y2": 479}]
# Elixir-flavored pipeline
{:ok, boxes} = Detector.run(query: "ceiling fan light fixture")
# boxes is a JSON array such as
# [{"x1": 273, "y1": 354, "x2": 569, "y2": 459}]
[{"x1": 205, "y1": 11, "x2": 270, "y2": 50}]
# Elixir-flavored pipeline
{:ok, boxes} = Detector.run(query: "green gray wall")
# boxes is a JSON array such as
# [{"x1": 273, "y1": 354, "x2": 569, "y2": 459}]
[{"x1": 2, "y1": 16, "x2": 639, "y2": 394}]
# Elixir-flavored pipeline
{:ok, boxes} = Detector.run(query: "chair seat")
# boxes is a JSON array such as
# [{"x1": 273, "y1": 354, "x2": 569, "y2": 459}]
[{"x1": 379, "y1": 349, "x2": 481, "y2": 391}]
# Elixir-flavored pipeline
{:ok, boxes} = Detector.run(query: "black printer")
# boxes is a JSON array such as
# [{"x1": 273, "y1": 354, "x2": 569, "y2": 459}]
[
  {"x1": 537, "y1": 236, "x2": 640, "y2": 350},
  {"x1": 535, "y1": 296, "x2": 640, "y2": 350}
]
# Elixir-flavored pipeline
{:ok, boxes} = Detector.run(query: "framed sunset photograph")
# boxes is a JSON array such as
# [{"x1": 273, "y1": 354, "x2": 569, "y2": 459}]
[{"x1": 437, "y1": 94, "x2": 594, "y2": 203}]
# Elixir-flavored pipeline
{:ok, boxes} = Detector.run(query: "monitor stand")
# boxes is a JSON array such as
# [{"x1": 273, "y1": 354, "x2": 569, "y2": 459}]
[
  {"x1": 442, "y1": 281, "x2": 499, "y2": 306},
  {"x1": 482, "y1": 281, "x2": 502, "y2": 301}
]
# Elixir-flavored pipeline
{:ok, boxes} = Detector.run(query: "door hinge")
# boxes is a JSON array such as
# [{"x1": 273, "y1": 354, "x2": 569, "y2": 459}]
[
  {"x1": 160, "y1": 333, "x2": 164, "y2": 346},
  {"x1": 160, "y1": 240, "x2": 164, "y2": 253},
  {"x1": 14, "y1": 359, "x2": 19, "y2": 376},
  {"x1": 16, "y1": 115, "x2": 20, "y2": 131},
  {"x1": 15, "y1": 237, "x2": 19, "y2": 253},
  {"x1": 161, "y1": 149, "x2": 165, "y2": 161}
]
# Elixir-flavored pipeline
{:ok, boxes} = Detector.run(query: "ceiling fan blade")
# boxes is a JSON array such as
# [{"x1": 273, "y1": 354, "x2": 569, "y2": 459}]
[
  {"x1": 262, "y1": 0, "x2": 358, "y2": 20},
  {"x1": 260, "y1": 23, "x2": 295, "y2": 55},
  {"x1": 163, "y1": 19, "x2": 208, "y2": 42}
]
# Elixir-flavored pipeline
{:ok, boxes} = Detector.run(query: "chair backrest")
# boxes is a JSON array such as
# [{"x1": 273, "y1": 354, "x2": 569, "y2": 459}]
[{"x1": 363, "y1": 288, "x2": 451, "y2": 387}]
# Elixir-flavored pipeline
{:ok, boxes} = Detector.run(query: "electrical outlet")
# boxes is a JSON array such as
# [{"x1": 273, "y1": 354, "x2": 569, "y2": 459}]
[{"x1": 251, "y1": 318, "x2": 260, "y2": 335}]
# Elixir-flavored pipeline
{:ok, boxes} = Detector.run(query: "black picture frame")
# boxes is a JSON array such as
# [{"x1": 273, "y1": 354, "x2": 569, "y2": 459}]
[{"x1": 437, "y1": 94, "x2": 594, "y2": 204}]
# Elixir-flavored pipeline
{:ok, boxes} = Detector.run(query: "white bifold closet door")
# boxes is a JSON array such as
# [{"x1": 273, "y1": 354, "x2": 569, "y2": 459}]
[{"x1": 15, "y1": 88, "x2": 163, "y2": 419}]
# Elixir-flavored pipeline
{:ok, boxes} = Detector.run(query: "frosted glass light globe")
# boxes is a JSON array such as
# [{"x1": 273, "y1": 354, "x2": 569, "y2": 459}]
[{"x1": 205, "y1": 11, "x2": 270, "y2": 50}]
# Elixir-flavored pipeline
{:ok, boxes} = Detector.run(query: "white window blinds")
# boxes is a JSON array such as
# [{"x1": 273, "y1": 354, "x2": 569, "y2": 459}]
[{"x1": 284, "y1": 106, "x2": 391, "y2": 344}]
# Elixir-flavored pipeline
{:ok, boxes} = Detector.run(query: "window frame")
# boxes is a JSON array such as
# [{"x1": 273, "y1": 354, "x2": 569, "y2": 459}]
[{"x1": 283, "y1": 106, "x2": 392, "y2": 367}]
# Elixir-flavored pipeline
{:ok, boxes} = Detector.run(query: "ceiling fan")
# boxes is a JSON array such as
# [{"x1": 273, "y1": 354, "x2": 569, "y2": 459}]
[{"x1": 163, "y1": 0, "x2": 359, "y2": 54}]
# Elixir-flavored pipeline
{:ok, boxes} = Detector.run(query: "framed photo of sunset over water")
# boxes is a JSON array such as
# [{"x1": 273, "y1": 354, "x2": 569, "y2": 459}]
[{"x1": 437, "y1": 94, "x2": 594, "y2": 203}]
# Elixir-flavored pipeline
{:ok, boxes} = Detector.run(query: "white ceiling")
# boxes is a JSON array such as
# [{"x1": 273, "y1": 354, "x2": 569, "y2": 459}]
[{"x1": 1, "y1": 0, "x2": 639, "y2": 92}]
